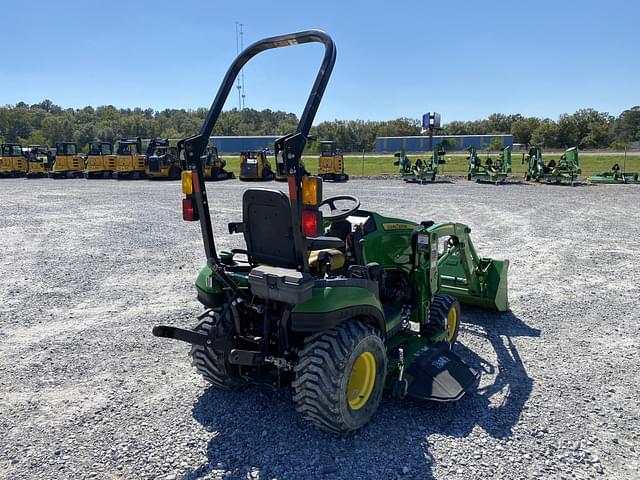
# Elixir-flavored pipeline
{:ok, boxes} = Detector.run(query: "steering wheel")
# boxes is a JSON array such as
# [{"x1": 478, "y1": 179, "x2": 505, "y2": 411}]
[{"x1": 318, "y1": 195, "x2": 360, "y2": 221}]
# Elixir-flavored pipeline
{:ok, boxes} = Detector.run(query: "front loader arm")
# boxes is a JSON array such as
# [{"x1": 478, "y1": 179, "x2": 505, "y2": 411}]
[
  {"x1": 421, "y1": 223, "x2": 509, "y2": 312},
  {"x1": 428, "y1": 223, "x2": 481, "y2": 292}
]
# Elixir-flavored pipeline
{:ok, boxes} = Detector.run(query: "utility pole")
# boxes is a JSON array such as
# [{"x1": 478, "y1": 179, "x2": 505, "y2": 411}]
[
  {"x1": 240, "y1": 23, "x2": 246, "y2": 109},
  {"x1": 235, "y1": 21, "x2": 247, "y2": 110},
  {"x1": 235, "y1": 22, "x2": 242, "y2": 110}
]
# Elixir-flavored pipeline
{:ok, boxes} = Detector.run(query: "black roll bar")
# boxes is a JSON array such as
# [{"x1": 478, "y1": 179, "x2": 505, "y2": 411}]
[{"x1": 180, "y1": 30, "x2": 336, "y2": 270}]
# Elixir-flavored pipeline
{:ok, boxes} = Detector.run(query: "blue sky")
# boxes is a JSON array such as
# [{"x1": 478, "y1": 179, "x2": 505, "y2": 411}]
[{"x1": 2, "y1": 0, "x2": 637, "y2": 123}]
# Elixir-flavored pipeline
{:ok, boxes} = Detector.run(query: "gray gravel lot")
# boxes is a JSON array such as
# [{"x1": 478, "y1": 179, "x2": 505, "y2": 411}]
[{"x1": 1, "y1": 177, "x2": 639, "y2": 480}]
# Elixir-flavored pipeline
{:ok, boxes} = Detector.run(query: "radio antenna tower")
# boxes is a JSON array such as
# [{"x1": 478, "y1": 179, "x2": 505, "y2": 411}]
[{"x1": 235, "y1": 22, "x2": 246, "y2": 110}]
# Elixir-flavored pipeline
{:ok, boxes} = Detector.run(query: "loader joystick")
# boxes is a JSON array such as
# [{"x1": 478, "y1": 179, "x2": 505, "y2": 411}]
[{"x1": 318, "y1": 195, "x2": 360, "y2": 221}]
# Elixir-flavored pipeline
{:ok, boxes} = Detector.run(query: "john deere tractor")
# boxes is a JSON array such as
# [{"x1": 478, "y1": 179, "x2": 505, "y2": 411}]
[
  {"x1": 145, "y1": 138, "x2": 182, "y2": 180},
  {"x1": 201, "y1": 145, "x2": 235, "y2": 181},
  {"x1": 113, "y1": 137, "x2": 146, "y2": 179},
  {"x1": 467, "y1": 145, "x2": 512, "y2": 184},
  {"x1": 25, "y1": 145, "x2": 54, "y2": 178},
  {"x1": 523, "y1": 145, "x2": 580, "y2": 185},
  {"x1": 318, "y1": 140, "x2": 348, "y2": 182},
  {"x1": 48, "y1": 142, "x2": 85, "y2": 179},
  {"x1": 84, "y1": 141, "x2": 116, "y2": 179},
  {"x1": 0, "y1": 143, "x2": 28, "y2": 178},
  {"x1": 239, "y1": 150, "x2": 274, "y2": 181},
  {"x1": 153, "y1": 30, "x2": 510, "y2": 434}
]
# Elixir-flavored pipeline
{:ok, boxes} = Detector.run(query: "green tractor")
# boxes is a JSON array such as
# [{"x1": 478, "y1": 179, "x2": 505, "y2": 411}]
[
  {"x1": 394, "y1": 145, "x2": 445, "y2": 184},
  {"x1": 152, "y1": 30, "x2": 510, "y2": 434},
  {"x1": 587, "y1": 162, "x2": 639, "y2": 184},
  {"x1": 523, "y1": 145, "x2": 580, "y2": 185},
  {"x1": 467, "y1": 145, "x2": 512, "y2": 184}
]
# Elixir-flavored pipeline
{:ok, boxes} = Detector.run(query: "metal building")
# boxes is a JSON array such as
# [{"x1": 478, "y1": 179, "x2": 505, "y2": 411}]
[
  {"x1": 209, "y1": 136, "x2": 279, "y2": 154},
  {"x1": 375, "y1": 134, "x2": 513, "y2": 153}
]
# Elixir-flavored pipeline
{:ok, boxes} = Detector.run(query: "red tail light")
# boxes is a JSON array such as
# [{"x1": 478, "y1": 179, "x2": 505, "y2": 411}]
[
  {"x1": 182, "y1": 198, "x2": 198, "y2": 221},
  {"x1": 302, "y1": 209, "x2": 319, "y2": 237}
]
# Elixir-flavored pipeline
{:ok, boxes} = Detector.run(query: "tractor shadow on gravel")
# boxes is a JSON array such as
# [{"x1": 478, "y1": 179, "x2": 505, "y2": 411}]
[{"x1": 184, "y1": 309, "x2": 539, "y2": 480}]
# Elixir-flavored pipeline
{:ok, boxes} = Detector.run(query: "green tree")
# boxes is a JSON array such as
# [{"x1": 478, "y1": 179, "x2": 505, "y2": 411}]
[
  {"x1": 531, "y1": 120, "x2": 560, "y2": 147},
  {"x1": 511, "y1": 117, "x2": 541, "y2": 145},
  {"x1": 0, "y1": 100, "x2": 635, "y2": 152},
  {"x1": 489, "y1": 137, "x2": 504, "y2": 151},
  {"x1": 73, "y1": 124, "x2": 96, "y2": 149},
  {"x1": 614, "y1": 106, "x2": 640, "y2": 142}
]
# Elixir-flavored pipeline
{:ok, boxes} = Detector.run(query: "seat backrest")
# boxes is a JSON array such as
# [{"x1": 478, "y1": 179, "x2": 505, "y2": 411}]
[{"x1": 242, "y1": 188, "x2": 298, "y2": 268}]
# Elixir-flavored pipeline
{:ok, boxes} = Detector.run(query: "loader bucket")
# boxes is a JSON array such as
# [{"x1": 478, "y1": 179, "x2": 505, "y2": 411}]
[
  {"x1": 439, "y1": 257, "x2": 509, "y2": 312},
  {"x1": 482, "y1": 258, "x2": 509, "y2": 311}
]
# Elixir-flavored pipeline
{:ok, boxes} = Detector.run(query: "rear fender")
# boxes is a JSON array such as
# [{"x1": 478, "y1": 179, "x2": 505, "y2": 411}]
[{"x1": 291, "y1": 283, "x2": 385, "y2": 336}]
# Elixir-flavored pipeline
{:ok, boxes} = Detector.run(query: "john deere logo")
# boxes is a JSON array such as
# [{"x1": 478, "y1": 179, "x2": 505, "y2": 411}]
[
  {"x1": 382, "y1": 223, "x2": 416, "y2": 231},
  {"x1": 432, "y1": 355, "x2": 450, "y2": 369}
]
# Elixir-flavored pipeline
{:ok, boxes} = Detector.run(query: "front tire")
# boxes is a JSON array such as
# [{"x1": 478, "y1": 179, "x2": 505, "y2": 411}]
[
  {"x1": 189, "y1": 311, "x2": 246, "y2": 390},
  {"x1": 292, "y1": 319, "x2": 387, "y2": 434},
  {"x1": 425, "y1": 294, "x2": 461, "y2": 344}
]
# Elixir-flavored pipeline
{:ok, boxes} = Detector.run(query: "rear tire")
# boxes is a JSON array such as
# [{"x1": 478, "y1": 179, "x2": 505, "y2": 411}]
[
  {"x1": 293, "y1": 319, "x2": 387, "y2": 434},
  {"x1": 189, "y1": 311, "x2": 246, "y2": 390}
]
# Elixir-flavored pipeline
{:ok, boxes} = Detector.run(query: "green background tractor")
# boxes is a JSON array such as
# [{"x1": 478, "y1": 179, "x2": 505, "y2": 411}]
[
  {"x1": 587, "y1": 161, "x2": 639, "y2": 184},
  {"x1": 153, "y1": 30, "x2": 510, "y2": 434},
  {"x1": 467, "y1": 145, "x2": 512, "y2": 184},
  {"x1": 523, "y1": 145, "x2": 580, "y2": 185},
  {"x1": 394, "y1": 146, "x2": 445, "y2": 184}
]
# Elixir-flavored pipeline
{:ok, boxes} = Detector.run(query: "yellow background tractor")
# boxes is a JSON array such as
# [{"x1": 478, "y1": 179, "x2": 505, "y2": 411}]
[
  {"x1": 318, "y1": 140, "x2": 348, "y2": 182},
  {"x1": 84, "y1": 142, "x2": 116, "y2": 178},
  {"x1": 201, "y1": 145, "x2": 235, "y2": 180},
  {"x1": 113, "y1": 138, "x2": 146, "y2": 179},
  {"x1": 25, "y1": 145, "x2": 53, "y2": 178},
  {"x1": 239, "y1": 150, "x2": 274, "y2": 181},
  {"x1": 48, "y1": 142, "x2": 84, "y2": 178},
  {"x1": 145, "y1": 138, "x2": 181, "y2": 179},
  {"x1": 0, "y1": 143, "x2": 28, "y2": 177}
]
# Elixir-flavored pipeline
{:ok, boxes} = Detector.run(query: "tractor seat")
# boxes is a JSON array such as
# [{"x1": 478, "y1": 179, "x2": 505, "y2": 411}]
[
  {"x1": 237, "y1": 189, "x2": 347, "y2": 275},
  {"x1": 308, "y1": 248, "x2": 346, "y2": 272}
]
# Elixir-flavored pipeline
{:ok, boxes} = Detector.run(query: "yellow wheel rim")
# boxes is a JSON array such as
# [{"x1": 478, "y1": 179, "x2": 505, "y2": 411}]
[
  {"x1": 347, "y1": 351, "x2": 376, "y2": 410},
  {"x1": 447, "y1": 306, "x2": 458, "y2": 342}
]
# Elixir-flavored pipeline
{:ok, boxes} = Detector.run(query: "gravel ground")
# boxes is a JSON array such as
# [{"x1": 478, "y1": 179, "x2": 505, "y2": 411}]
[{"x1": 0, "y1": 177, "x2": 639, "y2": 480}]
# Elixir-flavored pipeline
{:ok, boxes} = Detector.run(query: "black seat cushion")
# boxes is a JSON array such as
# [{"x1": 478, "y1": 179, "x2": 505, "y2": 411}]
[{"x1": 306, "y1": 236, "x2": 344, "y2": 250}]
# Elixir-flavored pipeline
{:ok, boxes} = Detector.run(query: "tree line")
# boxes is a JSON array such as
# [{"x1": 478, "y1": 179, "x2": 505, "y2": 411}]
[{"x1": 1, "y1": 100, "x2": 638, "y2": 152}]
